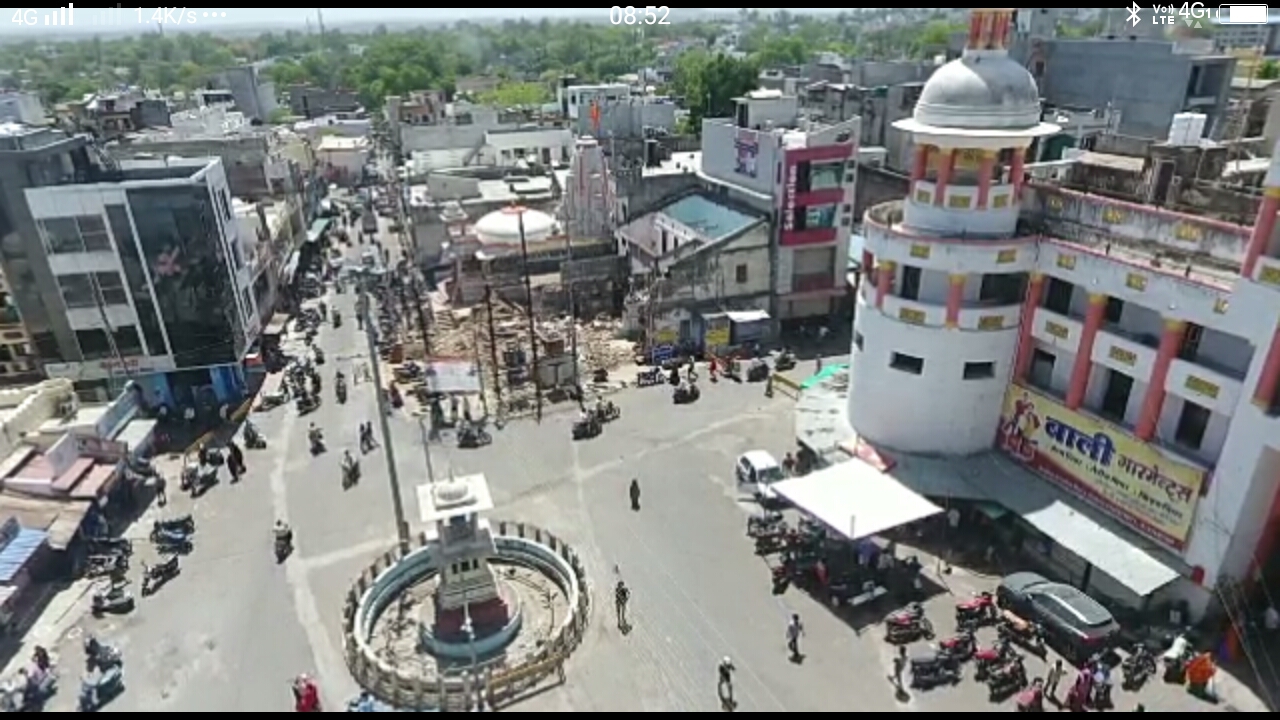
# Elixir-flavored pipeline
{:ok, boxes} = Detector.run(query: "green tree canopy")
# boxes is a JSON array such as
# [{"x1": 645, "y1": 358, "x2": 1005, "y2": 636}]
[{"x1": 671, "y1": 51, "x2": 760, "y2": 135}]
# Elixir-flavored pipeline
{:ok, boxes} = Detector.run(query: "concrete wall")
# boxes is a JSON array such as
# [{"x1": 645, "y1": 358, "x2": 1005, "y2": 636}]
[
  {"x1": 108, "y1": 135, "x2": 273, "y2": 199},
  {"x1": 0, "y1": 379, "x2": 75, "y2": 459},
  {"x1": 572, "y1": 101, "x2": 677, "y2": 138},
  {"x1": 1040, "y1": 40, "x2": 1233, "y2": 140},
  {"x1": 400, "y1": 124, "x2": 487, "y2": 154}
]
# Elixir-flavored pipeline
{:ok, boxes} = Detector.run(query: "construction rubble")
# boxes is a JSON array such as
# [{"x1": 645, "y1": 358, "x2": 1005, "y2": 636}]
[{"x1": 405, "y1": 291, "x2": 633, "y2": 413}]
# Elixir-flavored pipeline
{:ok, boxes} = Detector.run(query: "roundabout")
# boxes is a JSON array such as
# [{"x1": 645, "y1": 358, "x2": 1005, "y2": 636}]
[{"x1": 341, "y1": 474, "x2": 591, "y2": 710}]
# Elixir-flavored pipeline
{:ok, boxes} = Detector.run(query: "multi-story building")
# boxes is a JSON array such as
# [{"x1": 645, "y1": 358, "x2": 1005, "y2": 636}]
[
  {"x1": 849, "y1": 8, "x2": 1280, "y2": 619},
  {"x1": 0, "y1": 126, "x2": 257, "y2": 406},
  {"x1": 698, "y1": 90, "x2": 860, "y2": 322},
  {"x1": 0, "y1": 270, "x2": 38, "y2": 382}
]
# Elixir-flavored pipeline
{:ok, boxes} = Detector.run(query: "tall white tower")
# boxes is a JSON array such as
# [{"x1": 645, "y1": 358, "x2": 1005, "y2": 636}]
[{"x1": 848, "y1": 8, "x2": 1059, "y2": 455}]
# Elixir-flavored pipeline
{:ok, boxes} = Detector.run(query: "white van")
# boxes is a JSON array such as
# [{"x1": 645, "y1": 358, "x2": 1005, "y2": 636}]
[{"x1": 735, "y1": 450, "x2": 787, "y2": 504}]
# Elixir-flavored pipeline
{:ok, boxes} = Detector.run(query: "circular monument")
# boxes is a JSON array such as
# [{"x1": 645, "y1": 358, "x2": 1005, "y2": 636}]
[{"x1": 342, "y1": 473, "x2": 590, "y2": 710}]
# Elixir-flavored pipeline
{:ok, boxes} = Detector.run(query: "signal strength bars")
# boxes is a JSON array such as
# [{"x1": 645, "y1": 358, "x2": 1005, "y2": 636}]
[
  {"x1": 90, "y1": 6, "x2": 126, "y2": 26},
  {"x1": 42, "y1": 4, "x2": 74, "y2": 25}
]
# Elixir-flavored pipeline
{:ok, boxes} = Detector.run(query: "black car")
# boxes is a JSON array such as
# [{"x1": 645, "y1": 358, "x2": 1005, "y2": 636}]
[{"x1": 996, "y1": 571, "x2": 1120, "y2": 663}]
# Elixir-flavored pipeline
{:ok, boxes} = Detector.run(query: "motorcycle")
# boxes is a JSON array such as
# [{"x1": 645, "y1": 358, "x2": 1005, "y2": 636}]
[
  {"x1": 457, "y1": 424, "x2": 492, "y2": 448},
  {"x1": 333, "y1": 311, "x2": 342, "y2": 328},
  {"x1": 592, "y1": 401, "x2": 621, "y2": 423},
  {"x1": 774, "y1": 350, "x2": 797, "y2": 371},
  {"x1": 909, "y1": 651, "x2": 961, "y2": 689},
  {"x1": 885, "y1": 603, "x2": 933, "y2": 643},
  {"x1": 296, "y1": 393, "x2": 321, "y2": 415},
  {"x1": 746, "y1": 511, "x2": 786, "y2": 538},
  {"x1": 86, "y1": 536, "x2": 133, "y2": 557},
  {"x1": 572, "y1": 415, "x2": 602, "y2": 440},
  {"x1": 180, "y1": 461, "x2": 218, "y2": 494},
  {"x1": 635, "y1": 367, "x2": 663, "y2": 387},
  {"x1": 955, "y1": 591, "x2": 998, "y2": 628},
  {"x1": 314, "y1": 347, "x2": 326, "y2": 365},
  {"x1": 140, "y1": 554, "x2": 180, "y2": 596},
  {"x1": 1121, "y1": 644, "x2": 1157, "y2": 690},
  {"x1": 746, "y1": 359, "x2": 769, "y2": 383},
  {"x1": 309, "y1": 429, "x2": 326, "y2": 455},
  {"x1": 154, "y1": 515, "x2": 196, "y2": 535},
  {"x1": 243, "y1": 423, "x2": 267, "y2": 449},
  {"x1": 91, "y1": 579, "x2": 135, "y2": 616},
  {"x1": 973, "y1": 639, "x2": 1017, "y2": 680},
  {"x1": 937, "y1": 629, "x2": 977, "y2": 662},
  {"x1": 672, "y1": 382, "x2": 701, "y2": 405},
  {"x1": 78, "y1": 666, "x2": 123, "y2": 712},
  {"x1": 986, "y1": 655, "x2": 1028, "y2": 699},
  {"x1": 1161, "y1": 633, "x2": 1192, "y2": 683},
  {"x1": 342, "y1": 458, "x2": 361, "y2": 489},
  {"x1": 84, "y1": 637, "x2": 122, "y2": 671},
  {"x1": 275, "y1": 529, "x2": 294, "y2": 563},
  {"x1": 256, "y1": 389, "x2": 289, "y2": 412},
  {"x1": 84, "y1": 553, "x2": 129, "y2": 579},
  {"x1": 336, "y1": 379, "x2": 348, "y2": 404},
  {"x1": 1015, "y1": 679, "x2": 1045, "y2": 712},
  {"x1": 997, "y1": 611, "x2": 1047, "y2": 656}
]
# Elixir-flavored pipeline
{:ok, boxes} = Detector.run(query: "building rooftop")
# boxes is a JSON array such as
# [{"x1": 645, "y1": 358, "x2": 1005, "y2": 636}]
[
  {"x1": 643, "y1": 151, "x2": 701, "y2": 178},
  {"x1": 662, "y1": 194, "x2": 759, "y2": 242}
]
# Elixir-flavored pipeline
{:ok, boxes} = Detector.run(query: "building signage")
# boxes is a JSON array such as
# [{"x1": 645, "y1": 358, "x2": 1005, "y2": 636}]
[
  {"x1": 909, "y1": 244, "x2": 931, "y2": 259},
  {"x1": 704, "y1": 326, "x2": 730, "y2": 350},
  {"x1": 998, "y1": 387, "x2": 1206, "y2": 549},
  {"x1": 996, "y1": 249, "x2": 1018, "y2": 264},
  {"x1": 898, "y1": 307, "x2": 926, "y2": 325},
  {"x1": 783, "y1": 164, "x2": 797, "y2": 232},
  {"x1": 1044, "y1": 320, "x2": 1070, "y2": 340},
  {"x1": 1108, "y1": 345, "x2": 1137, "y2": 366},
  {"x1": 1056, "y1": 254, "x2": 1077, "y2": 270},
  {"x1": 1213, "y1": 297, "x2": 1229, "y2": 314},
  {"x1": 1259, "y1": 264, "x2": 1280, "y2": 288},
  {"x1": 1184, "y1": 375, "x2": 1220, "y2": 400},
  {"x1": 734, "y1": 129, "x2": 760, "y2": 179},
  {"x1": 977, "y1": 315, "x2": 1005, "y2": 330},
  {"x1": 1101, "y1": 206, "x2": 1126, "y2": 224},
  {"x1": 1125, "y1": 273, "x2": 1148, "y2": 291},
  {"x1": 43, "y1": 355, "x2": 175, "y2": 381}
]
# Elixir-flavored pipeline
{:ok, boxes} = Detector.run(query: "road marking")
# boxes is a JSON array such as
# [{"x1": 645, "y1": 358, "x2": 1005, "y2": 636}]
[
  {"x1": 297, "y1": 535, "x2": 399, "y2": 572},
  {"x1": 267, "y1": 380, "x2": 356, "y2": 710}
]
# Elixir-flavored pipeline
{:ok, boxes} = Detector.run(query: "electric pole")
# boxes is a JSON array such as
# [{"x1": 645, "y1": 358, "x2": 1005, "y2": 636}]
[
  {"x1": 359, "y1": 276, "x2": 411, "y2": 554},
  {"x1": 516, "y1": 209, "x2": 543, "y2": 420}
]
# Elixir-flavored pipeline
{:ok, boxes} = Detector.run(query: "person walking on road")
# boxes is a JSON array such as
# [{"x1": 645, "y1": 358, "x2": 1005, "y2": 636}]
[
  {"x1": 154, "y1": 473, "x2": 168, "y2": 507},
  {"x1": 717, "y1": 656, "x2": 736, "y2": 706},
  {"x1": 227, "y1": 440, "x2": 245, "y2": 481},
  {"x1": 1046, "y1": 658, "x2": 1065, "y2": 702},
  {"x1": 891, "y1": 645, "x2": 907, "y2": 690},
  {"x1": 786, "y1": 613, "x2": 804, "y2": 659},
  {"x1": 614, "y1": 580, "x2": 631, "y2": 629}
]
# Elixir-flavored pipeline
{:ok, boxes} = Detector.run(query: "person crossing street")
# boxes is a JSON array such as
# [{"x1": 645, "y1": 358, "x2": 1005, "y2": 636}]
[{"x1": 614, "y1": 579, "x2": 631, "y2": 629}]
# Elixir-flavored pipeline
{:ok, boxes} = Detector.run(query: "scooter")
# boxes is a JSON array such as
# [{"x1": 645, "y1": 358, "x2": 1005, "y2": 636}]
[
  {"x1": 149, "y1": 527, "x2": 193, "y2": 554},
  {"x1": 342, "y1": 458, "x2": 361, "y2": 489},
  {"x1": 885, "y1": 603, "x2": 933, "y2": 643},
  {"x1": 140, "y1": 554, "x2": 180, "y2": 596},
  {"x1": 309, "y1": 430, "x2": 326, "y2": 456},
  {"x1": 955, "y1": 591, "x2": 998, "y2": 628},
  {"x1": 91, "y1": 580, "x2": 135, "y2": 616},
  {"x1": 937, "y1": 629, "x2": 977, "y2": 662},
  {"x1": 275, "y1": 530, "x2": 293, "y2": 563},
  {"x1": 79, "y1": 666, "x2": 123, "y2": 712},
  {"x1": 153, "y1": 515, "x2": 195, "y2": 535},
  {"x1": 986, "y1": 655, "x2": 1028, "y2": 699},
  {"x1": 243, "y1": 424, "x2": 267, "y2": 450}
]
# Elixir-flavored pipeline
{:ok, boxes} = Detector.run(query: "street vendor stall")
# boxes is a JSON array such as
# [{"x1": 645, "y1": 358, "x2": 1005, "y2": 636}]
[{"x1": 771, "y1": 459, "x2": 943, "y2": 541}]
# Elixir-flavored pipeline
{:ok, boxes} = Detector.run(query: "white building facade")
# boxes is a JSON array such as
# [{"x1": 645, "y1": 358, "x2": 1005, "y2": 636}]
[{"x1": 851, "y1": 8, "x2": 1280, "y2": 619}]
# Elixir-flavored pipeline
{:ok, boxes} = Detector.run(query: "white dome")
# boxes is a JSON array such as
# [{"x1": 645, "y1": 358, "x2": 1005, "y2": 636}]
[
  {"x1": 913, "y1": 55, "x2": 1043, "y2": 131},
  {"x1": 473, "y1": 206, "x2": 556, "y2": 245}
]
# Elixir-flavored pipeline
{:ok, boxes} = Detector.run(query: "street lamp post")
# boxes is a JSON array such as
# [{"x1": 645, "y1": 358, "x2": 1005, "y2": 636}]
[{"x1": 358, "y1": 273, "x2": 412, "y2": 554}]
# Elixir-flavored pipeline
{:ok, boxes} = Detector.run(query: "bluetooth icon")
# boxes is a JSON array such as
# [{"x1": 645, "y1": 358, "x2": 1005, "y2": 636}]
[{"x1": 1126, "y1": 2, "x2": 1143, "y2": 27}]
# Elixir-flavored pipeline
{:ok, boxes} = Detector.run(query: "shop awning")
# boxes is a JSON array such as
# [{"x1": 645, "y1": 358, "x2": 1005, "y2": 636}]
[
  {"x1": 263, "y1": 313, "x2": 290, "y2": 336},
  {"x1": 114, "y1": 418, "x2": 157, "y2": 455},
  {"x1": 771, "y1": 459, "x2": 942, "y2": 541},
  {"x1": 0, "y1": 524, "x2": 47, "y2": 583},
  {"x1": 725, "y1": 309, "x2": 770, "y2": 324},
  {"x1": 306, "y1": 218, "x2": 332, "y2": 243},
  {"x1": 283, "y1": 250, "x2": 301, "y2": 283},
  {"x1": 903, "y1": 453, "x2": 1182, "y2": 597}
]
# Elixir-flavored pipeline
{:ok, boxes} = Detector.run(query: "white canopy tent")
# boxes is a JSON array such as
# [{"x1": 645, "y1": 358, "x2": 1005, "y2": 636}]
[{"x1": 772, "y1": 460, "x2": 943, "y2": 540}]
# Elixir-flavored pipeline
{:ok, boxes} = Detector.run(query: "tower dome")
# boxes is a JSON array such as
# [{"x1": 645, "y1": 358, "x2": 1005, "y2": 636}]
[{"x1": 913, "y1": 55, "x2": 1043, "y2": 131}]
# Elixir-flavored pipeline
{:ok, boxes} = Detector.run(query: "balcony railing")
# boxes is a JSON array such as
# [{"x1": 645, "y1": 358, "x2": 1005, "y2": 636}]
[{"x1": 791, "y1": 272, "x2": 836, "y2": 293}]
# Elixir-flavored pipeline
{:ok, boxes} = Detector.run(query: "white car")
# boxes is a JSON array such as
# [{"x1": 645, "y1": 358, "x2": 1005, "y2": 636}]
[{"x1": 735, "y1": 450, "x2": 787, "y2": 504}]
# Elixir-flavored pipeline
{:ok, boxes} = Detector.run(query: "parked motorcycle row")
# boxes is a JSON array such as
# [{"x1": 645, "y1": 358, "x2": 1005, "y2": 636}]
[{"x1": 571, "y1": 398, "x2": 622, "y2": 440}]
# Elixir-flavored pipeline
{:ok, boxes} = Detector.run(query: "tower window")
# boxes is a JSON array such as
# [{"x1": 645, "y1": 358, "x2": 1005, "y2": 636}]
[
  {"x1": 963, "y1": 361, "x2": 995, "y2": 380},
  {"x1": 889, "y1": 352, "x2": 924, "y2": 375}
]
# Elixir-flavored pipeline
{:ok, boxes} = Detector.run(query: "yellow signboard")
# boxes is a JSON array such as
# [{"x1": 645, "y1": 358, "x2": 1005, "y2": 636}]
[
  {"x1": 977, "y1": 315, "x2": 1006, "y2": 330},
  {"x1": 1056, "y1": 254, "x2": 1077, "y2": 270},
  {"x1": 899, "y1": 307, "x2": 926, "y2": 325},
  {"x1": 996, "y1": 249, "x2": 1018, "y2": 264},
  {"x1": 1044, "y1": 321, "x2": 1069, "y2": 340},
  {"x1": 909, "y1": 244, "x2": 931, "y2": 259},
  {"x1": 1259, "y1": 264, "x2": 1280, "y2": 288},
  {"x1": 1108, "y1": 345, "x2": 1137, "y2": 366},
  {"x1": 654, "y1": 328, "x2": 678, "y2": 345},
  {"x1": 1184, "y1": 375, "x2": 1220, "y2": 400},
  {"x1": 705, "y1": 327, "x2": 730, "y2": 350},
  {"x1": 1126, "y1": 273, "x2": 1148, "y2": 291},
  {"x1": 997, "y1": 387, "x2": 1206, "y2": 549}
]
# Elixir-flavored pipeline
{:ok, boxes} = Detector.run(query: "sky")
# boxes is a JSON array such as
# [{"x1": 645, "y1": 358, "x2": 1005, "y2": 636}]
[{"x1": 2, "y1": 7, "x2": 841, "y2": 35}]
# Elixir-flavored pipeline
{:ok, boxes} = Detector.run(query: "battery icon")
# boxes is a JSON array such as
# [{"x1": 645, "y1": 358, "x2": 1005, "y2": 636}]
[{"x1": 1219, "y1": 4, "x2": 1270, "y2": 23}]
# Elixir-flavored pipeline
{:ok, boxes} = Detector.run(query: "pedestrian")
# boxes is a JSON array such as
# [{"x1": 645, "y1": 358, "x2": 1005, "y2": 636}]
[
  {"x1": 227, "y1": 440, "x2": 244, "y2": 477},
  {"x1": 1045, "y1": 658, "x2": 1065, "y2": 701},
  {"x1": 154, "y1": 473, "x2": 168, "y2": 507},
  {"x1": 614, "y1": 580, "x2": 631, "y2": 629},
  {"x1": 717, "y1": 656, "x2": 736, "y2": 705},
  {"x1": 786, "y1": 613, "x2": 804, "y2": 658},
  {"x1": 892, "y1": 645, "x2": 907, "y2": 689}
]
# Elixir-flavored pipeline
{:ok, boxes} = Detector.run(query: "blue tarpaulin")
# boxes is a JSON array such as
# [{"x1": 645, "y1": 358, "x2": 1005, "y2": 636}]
[{"x1": 0, "y1": 521, "x2": 48, "y2": 583}]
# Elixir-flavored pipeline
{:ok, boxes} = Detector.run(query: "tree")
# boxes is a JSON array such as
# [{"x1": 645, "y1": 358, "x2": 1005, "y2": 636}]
[
  {"x1": 672, "y1": 51, "x2": 760, "y2": 135},
  {"x1": 1259, "y1": 60, "x2": 1280, "y2": 81},
  {"x1": 477, "y1": 82, "x2": 550, "y2": 107}
]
